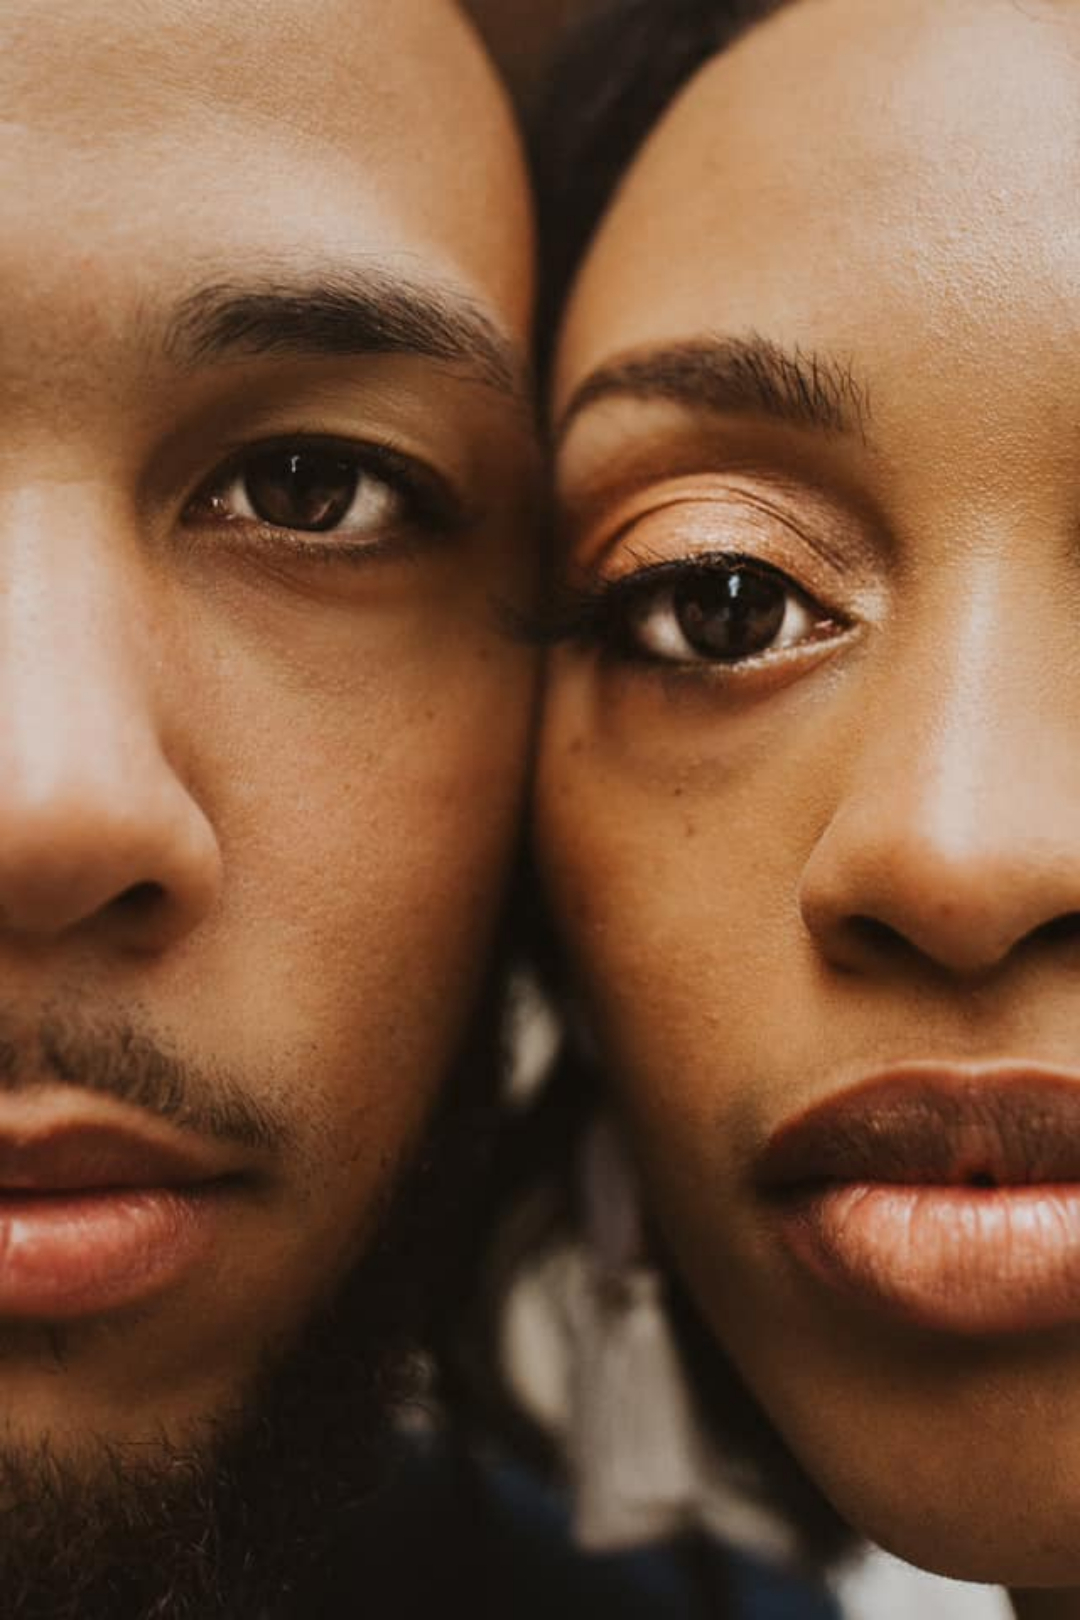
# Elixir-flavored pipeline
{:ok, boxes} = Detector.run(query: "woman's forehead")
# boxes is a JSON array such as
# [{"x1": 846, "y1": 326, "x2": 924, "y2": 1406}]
[{"x1": 556, "y1": 0, "x2": 1080, "y2": 401}]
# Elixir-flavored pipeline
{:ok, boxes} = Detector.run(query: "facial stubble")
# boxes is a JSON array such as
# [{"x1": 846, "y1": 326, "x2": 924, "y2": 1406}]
[{"x1": 0, "y1": 1004, "x2": 503, "y2": 1620}]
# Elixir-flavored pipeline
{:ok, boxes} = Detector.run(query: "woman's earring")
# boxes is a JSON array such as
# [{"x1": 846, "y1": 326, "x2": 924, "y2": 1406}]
[
  {"x1": 502, "y1": 967, "x2": 564, "y2": 1107},
  {"x1": 566, "y1": 1116, "x2": 798, "y2": 1563},
  {"x1": 566, "y1": 1114, "x2": 712, "y2": 1549},
  {"x1": 496, "y1": 989, "x2": 798, "y2": 1562}
]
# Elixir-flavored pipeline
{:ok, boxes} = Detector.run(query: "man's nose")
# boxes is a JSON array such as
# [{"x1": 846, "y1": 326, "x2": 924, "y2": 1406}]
[
  {"x1": 798, "y1": 582, "x2": 1080, "y2": 982},
  {"x1": 0, "y1": 490, "x2": 222, "y2": 950}
]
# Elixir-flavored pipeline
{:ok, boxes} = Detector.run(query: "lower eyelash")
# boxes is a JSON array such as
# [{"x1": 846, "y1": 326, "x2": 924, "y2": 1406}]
[{"x1": 230, "y1": 524, "x2": 429, "y2": 566}]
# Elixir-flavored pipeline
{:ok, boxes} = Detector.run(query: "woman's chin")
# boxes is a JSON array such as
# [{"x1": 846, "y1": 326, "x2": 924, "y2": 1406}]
[
  {"x1": 865, "y1": 1527, "x2": 1080, "y2": 1592},
  {"x1": 708, "y1": 1298, "x2": 1080, "y2": 1592},
  {"x1": 814, "y1": 1463, "x2": 1080, "y2": 1589}
]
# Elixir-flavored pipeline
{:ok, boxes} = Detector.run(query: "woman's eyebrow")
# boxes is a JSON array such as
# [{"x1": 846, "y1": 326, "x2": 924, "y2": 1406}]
[
  {"x1": 162, "y1": 266, "x2": 532, "y2": 412},
  {"x1": 556, "y1": 334, "x2": 873, "y2": 447}
]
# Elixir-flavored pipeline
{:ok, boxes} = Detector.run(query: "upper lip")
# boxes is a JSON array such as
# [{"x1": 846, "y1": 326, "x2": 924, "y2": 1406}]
[
  {"x1": 0, "y1": 1119, "x2": 235, "y2": 1193},
  {"x1": 756, "y1": 1065, "x2": 1080, "y2": 1194}
]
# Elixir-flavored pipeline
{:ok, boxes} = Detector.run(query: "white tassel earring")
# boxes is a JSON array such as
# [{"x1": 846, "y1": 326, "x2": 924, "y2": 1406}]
[
  {"x1": 496, "y1": 983, "x2": 799, "y2": 1565},
  {"x1": 566, "y1": 1115, "x2": 798, "y2": 1564},
  {"x1": 567, "y1": 1115, "x2": 709, "y2": 1550}
]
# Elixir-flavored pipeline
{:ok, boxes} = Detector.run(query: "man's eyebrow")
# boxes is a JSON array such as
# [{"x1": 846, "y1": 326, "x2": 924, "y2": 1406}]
[
  {"x1": 164, "y1": 269, "x2": 530, "y2": 407},
  {"x1": 556, "y1": 334, "x2": 872, "y2": 446}
]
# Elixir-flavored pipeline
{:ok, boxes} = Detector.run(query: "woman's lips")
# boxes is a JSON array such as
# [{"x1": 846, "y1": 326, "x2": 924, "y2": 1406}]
[
  {"x1": 0, "y1": 1121, "x2": 241, "y2": 1320},
  {"x1": 756, "y1": 1069, "x2": 1080, "y2": 1335}
]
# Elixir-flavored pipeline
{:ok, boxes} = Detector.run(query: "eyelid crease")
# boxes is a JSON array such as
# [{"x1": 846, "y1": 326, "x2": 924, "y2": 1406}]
[
  {"x1": 556, "y1": 407, "x2": 893, "y2": 567},
  {"x1": 566, "y1": 474, "x2": 861, "y2": 601}
]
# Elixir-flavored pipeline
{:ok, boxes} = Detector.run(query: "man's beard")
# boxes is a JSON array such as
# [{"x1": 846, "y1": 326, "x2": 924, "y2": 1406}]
[{"x1": 0, "y1": 991, "x2": 506, "y2": 1620}]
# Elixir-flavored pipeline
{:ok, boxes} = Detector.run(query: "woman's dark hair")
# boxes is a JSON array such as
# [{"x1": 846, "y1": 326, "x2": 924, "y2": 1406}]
[{"x1": 436, "y1": 0, "x2": 854, "y2": 1574}]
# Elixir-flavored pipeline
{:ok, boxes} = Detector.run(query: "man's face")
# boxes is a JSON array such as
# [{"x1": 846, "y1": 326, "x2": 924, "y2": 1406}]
[{"x1": 0, "y1": 0, "x2": 534, "y2": 1464}]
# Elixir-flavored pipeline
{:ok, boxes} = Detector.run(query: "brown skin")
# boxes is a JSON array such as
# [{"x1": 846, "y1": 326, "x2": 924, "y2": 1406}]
[
  {"x1": 0, "y1": 0, "x2": 535, "y2": 1457},
  {"x1": 541, "y1": 0, "x2": 1080, "y2": 1605}
]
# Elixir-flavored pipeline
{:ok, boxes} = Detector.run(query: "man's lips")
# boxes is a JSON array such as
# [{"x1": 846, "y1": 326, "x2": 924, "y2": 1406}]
[
  {"x1": 0, "y1": 1115, "x2": 245, "y2": 1320},
  {"x1": 756, "y1": 1068, "x2": 1080, "y2": 1335},
  {"x1": 0, "y1": 1121, "x2": 233, "y2": 1192}
]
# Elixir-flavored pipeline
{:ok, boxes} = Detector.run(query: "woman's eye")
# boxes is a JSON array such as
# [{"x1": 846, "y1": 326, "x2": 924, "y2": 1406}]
[
  {"x1": 633, "y1": 565, "x2": 820, "y2": 664},
  {"x1": 203, "y1": 446, "x2": 400, "y2": 536},
  {"x1": 568, "y1": 558, "x2": 844, "y2": 668}
]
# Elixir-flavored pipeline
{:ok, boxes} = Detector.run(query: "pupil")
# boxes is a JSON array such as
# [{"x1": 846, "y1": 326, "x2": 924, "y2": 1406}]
[
  {"x1": 245, "y1": 451, "x2": 359, "y2": 531},
  {"x1": 673, "y1": 569, "x2": 786, "y2": 660}
]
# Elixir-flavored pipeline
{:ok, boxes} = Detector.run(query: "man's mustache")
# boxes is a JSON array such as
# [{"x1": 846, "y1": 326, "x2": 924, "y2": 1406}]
[{"x1": 0, "y1": 1011, "x2": 289, "y2": 1153}]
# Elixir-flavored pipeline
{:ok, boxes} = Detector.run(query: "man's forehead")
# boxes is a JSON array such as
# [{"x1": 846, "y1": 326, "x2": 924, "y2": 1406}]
[
  {"x1": 3, "y1": 0, "x2": 484, "y2": 154},
  {"x1": 0, "y1": 0, "x2": 533, "y2": 340}
]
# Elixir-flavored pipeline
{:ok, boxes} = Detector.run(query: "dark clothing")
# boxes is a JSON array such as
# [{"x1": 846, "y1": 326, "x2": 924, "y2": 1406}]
[{"x1": 348, "y1": 1437, "x2": 841, "y2": 1619}]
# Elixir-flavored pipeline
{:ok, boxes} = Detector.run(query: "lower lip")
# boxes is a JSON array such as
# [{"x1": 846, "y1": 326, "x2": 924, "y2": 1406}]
[
  {"x1": 777, "y1": 1183, "x2": 1080, "y2": 1334},
  {"x1": 0, "y1": 1187, "x2": 223, "y2": 1320}
]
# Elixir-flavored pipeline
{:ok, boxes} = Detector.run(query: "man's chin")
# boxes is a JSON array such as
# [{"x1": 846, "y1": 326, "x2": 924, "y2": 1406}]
[
  {"x1": 0, "y1": 1279, "x2": 413, "y2": 1620},
  {"x1": 0, "y1": 1102, "x2": 476, "y2": 1619},
  {"x1": 0, "y1": 967, "x2": 507, "y2": 1618}
]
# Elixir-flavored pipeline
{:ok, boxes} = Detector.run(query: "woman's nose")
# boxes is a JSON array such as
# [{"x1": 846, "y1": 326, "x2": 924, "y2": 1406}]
[{"x1": 798, "y1": 595, "x2": 1080, "y2": 982}]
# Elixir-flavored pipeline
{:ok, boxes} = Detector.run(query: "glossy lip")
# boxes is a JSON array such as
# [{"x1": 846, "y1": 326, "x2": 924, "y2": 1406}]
[
  {"x1": 0, "y1": 1110, "x2": 248, "y2": 1321},
  {"x1": 756, "y1": 1066, "x2": 1080, "y2": 1335}
]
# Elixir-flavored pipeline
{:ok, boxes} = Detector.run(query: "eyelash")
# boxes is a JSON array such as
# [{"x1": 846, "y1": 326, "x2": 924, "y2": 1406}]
[
  {"x1": 542, "y1": 552, "x2": 846, "y2": 668},
  {"x1": 182, "y1": 434, "x2": 465, "y2": 560}
]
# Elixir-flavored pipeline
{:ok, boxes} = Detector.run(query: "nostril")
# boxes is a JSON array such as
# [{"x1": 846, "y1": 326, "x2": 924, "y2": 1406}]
[
  {"x1": 849, "y1": 915, "x2": 911, "y2": 959},
  {"x1": 1032, "y1": 912, "x2": 1080, "y2": 947},
  {"x1": 111, "y1": 881, "x2": 167, "y2": 917}
]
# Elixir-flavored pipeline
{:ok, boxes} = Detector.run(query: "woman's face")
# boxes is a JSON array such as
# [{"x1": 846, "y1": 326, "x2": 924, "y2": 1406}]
[{"x1": 541, "y1": 0, "x2": 1080, "y2": 1588}]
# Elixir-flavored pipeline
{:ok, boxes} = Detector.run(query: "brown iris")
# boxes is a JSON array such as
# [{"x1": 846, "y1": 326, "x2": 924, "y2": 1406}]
[
  {"x1": 672, "y1": 567, "x2": 787, "y2": 661},
  {"x1": 242, "y1": 449, "x2": 362, "y2": 532}
]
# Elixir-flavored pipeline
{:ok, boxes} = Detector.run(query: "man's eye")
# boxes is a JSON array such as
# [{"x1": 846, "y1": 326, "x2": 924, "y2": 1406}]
[
  {"x1": 203, "y1": 446, "x2": 400, "y2": 536},
  {"x1": 630, "y1": 563, "x2": 823, "y2": 664}
]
